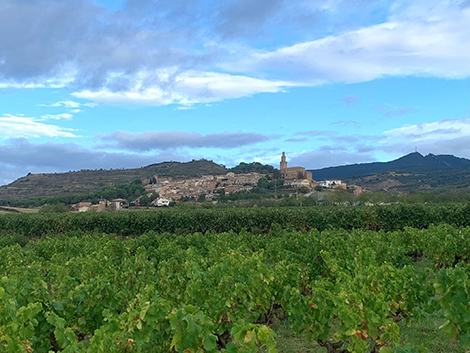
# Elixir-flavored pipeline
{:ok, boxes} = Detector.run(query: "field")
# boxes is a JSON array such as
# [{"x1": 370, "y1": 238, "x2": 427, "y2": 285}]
[{"x1": 0, "y1": 204, "x2": 469, "y2": 353}]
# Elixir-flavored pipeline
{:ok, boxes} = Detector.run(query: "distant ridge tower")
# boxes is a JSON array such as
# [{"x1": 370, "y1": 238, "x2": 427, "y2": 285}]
[{"x1": 280, "y1": 151, "x2": 287, "y2": 172}]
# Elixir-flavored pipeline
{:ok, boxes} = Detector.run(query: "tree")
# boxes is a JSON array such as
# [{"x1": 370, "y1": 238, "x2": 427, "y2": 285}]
[
  {"x1": 257, "y1": 177, "x2": 268, "y2": 188},
  {"x1": 330, "y1": 189, "x2": 355, "y2": 204},
  {"x1": 197, "y1": 193, "x2": 206, "y2": 203},
  {"x1": 314, "y1": 185, "x2": 323, "y2": 192},
  {"x1": 139, "y1": 195, "x2": 151, "y2": 207}
]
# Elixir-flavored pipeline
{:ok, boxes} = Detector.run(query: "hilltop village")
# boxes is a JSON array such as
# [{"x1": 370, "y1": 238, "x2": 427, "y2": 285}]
[{"x1": 72, "y1": 152, "x2": 347, "y2": 211}]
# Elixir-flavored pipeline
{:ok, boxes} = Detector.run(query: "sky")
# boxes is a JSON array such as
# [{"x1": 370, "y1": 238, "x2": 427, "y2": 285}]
[{"x1": 0, "y1": 0, "x2": 469, "y2": 185}]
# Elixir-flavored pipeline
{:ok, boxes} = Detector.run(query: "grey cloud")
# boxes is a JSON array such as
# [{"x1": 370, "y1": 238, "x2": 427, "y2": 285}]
[
  {"x1": 239, "y1": 147, "x2": 280, "y2": 154},
  {"x1": 355, "y1": 145, "x2": 376, "y2": 153},
  {"x1": 99, "y1": 130, "x2": 270, "y2": 151},
  {"x1": 0, "y1": 0, "x2": 305, "y2": 90},
  {"x1": 331, "y1": 134, "x2": 378, "y2": 143},
  {"x1": 332, "y1": 136, "x2": 361, "y2": 143},
  {"x1": 289, "y1": 149, "x2": 376, "y2": 169},
  {"x1": 332, "y1": 120, "x2": 361, "y2": 127},
  {"x1": 459, "y1": 0, "x2": 470, "y2": 9},
  {"x1": 0, "y1": 138, "x2": 188, "y2": 185},
  {"x1": 374, "y1": 105, "x2": 410, "y2": 117},
  {"x1": 285, "y1": 137, "x2": 308, "y2": 142},
  {"x1": 0, "y1": 0, "x2": 207, "y2": 89},
  {"x1": 341, "y1": 96, "x2": 360, "y2": 105},
  {"x1": 318, "y1": 145, "x2": 348, "y2": 152},
  {"x1": 215, "y1": 0, "x2": 390, "y2": 41},
  {"x1": 295, "y1": 130, "x2": 337, "y2": 137},
  {"x1": 216, "y1": 0, "x2": 283, "y2": 38},
  {"x1": 292, "y1": 131, "x2": 378, "y2": 146}
]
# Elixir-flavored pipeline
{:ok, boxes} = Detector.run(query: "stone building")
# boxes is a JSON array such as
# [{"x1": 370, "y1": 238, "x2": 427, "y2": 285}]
[{"x1": 280, "y1": 152, "x2": 313, "y2": 181}]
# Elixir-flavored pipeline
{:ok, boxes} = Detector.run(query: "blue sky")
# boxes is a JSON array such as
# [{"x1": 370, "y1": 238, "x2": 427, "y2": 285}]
[{"x1": 0, "y1": 0, "x2": 468, "y2": 185}]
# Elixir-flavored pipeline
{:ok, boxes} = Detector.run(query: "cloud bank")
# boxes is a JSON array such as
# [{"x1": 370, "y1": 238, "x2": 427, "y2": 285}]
[
  {"x1": 0, "y1": 0, "x2": 466, "y2": 106},
  {"x1": 99, "y1": 130, "x2": 271, "y2": 151}
]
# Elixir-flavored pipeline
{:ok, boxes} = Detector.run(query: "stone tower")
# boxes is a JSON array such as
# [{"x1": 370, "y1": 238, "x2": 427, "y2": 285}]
[{"x1": 280, "y1": 152, "x2": 287, "y2": 172}]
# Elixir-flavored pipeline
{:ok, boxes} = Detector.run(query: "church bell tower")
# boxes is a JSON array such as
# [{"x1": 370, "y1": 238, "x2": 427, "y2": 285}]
[{"x1": 280, "y1": 152, "x2": 287, "y2": 172}]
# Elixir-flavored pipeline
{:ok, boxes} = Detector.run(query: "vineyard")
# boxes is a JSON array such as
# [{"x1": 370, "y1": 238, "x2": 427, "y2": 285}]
[
  {"x1": 0, "y1": 203, "x2": 468, "y2": 237},
  {"x1": 0, "y1": 204, "x2": 469, "y2": 352}
]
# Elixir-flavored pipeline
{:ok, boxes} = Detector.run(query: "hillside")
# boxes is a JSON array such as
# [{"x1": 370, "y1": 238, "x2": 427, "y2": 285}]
[
  {"x1": 308, "y1": 152, "x2": 470, "y2": 193},
  {"x1": 344, "y1": 168, "x2": 470, "y2": 193},
  {"x1": 0, "y1": 159, "x2": 227, "y2": 200}
]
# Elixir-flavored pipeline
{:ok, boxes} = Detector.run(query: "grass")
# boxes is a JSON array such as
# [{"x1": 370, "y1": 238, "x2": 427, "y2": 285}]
[
  {"x1": 273, "y1": 320, "x2": 325, "y2": 353},
  {"x1": 272, "y1": 258, "x2": 467, "y2": 353},
  {"x1": 273, "y1": 311, "x2": 465, "y2": 353},
  {"x1": 0, "y1": 206, "x2": 39, "y2": 214},
  {"x1": 398, "y1": 310, "x2": 465, "y2": 353}
]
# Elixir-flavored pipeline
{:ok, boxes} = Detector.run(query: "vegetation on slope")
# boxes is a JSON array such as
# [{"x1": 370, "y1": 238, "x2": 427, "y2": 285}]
[{"x1": 229, "y1": 162, "x2": 281, "y2": 178}]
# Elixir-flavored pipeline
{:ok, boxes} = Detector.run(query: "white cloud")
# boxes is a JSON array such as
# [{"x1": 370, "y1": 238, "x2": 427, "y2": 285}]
[
  {"x1": 55, "y1": 101, "x2": 81, "y2": 108},
  {"x1": 381, "y1": 118, "x2": 470, "y2": 157},
  {"x1": 38, "y1": 100, "x2": 90, "y2": 109},
  {"x1": 0, "y1": 114, "x2": 76, "y2": 138},
  {"x1": 230, "y1": 6, "x2": 469, "y2": 84},
  {"x1": 36, "y1": 101, "x2": 90, "y2": 116},
  {"x1": 72, "y1": 70, "x2": 293, "y2": 106},
  {"x1": 40, "y1": 113, "x2": 73, "y2": 120},
  {"x1": 0, "y1": 79, "x2": 70, "y2": 89},
  {"x1": 383, "y1": 118, "x2": 470, "y2": 142}
]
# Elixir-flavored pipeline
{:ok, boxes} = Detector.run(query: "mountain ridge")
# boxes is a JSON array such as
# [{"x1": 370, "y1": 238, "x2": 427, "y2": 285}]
[{"x1": 307, "y1": 152, "x2": 470, "y2": 180}]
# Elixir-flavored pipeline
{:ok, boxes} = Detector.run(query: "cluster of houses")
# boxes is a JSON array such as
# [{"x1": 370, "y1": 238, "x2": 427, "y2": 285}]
[
  {"x1": 142, "y1": 172, "x2": 264, "y2": 202},
  {"x1": 71, "y1": 171, "x2": 266, "y2": 212},
  {"x1": 71, "y1": 198, "x2": 127, "y2": 212},
  {"x1": 70, "y1": 153, "x2": 348, "y2": 212}
]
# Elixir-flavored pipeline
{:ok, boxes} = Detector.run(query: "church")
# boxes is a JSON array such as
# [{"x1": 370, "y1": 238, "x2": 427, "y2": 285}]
[{"x1": 280, "y1": 152, "x2": 313, "y2": 181}]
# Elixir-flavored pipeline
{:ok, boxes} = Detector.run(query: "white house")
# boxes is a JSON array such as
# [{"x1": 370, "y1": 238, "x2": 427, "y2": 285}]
[
  {"x1": 112, "y1": 198, "x2": 126, "y2": 210},
  {"x1": 284, "y1": 179, "x2": 311, "y2": 188},
  {"x1": 320, "y1": 180, "x2": 344, "y2": 188},
  {"x1": 155, "y1": 198, "x2": 170, "y2": 207}
]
